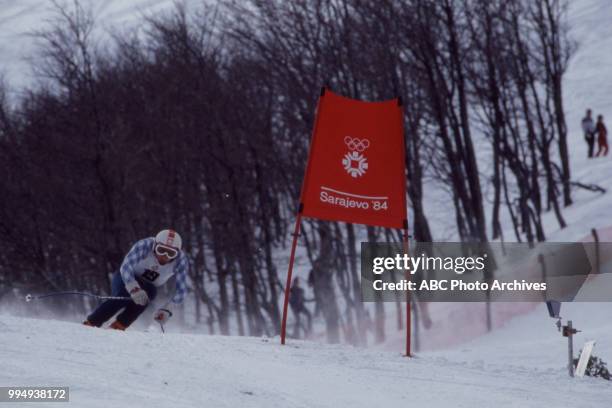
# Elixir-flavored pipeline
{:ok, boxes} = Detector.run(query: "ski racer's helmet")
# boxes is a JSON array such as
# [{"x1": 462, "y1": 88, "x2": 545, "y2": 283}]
[{"x1": 155, "y1": 229, "x2": 182, "y2": 251}]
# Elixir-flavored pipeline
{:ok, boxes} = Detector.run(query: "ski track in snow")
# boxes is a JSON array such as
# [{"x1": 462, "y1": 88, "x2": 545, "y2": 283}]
[{"x1": 0, "y1": 313, "x2": 611, "y2": 408}]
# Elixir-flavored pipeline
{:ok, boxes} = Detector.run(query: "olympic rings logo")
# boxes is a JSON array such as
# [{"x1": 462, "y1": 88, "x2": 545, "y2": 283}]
[{"x1": 344, "y1": 136, "x2": 370, "y2": 152}]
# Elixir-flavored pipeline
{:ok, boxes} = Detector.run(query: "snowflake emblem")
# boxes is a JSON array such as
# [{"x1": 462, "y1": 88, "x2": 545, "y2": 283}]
[{"x1": 342, "y1": 151, "x2": 369, "y2": 178}]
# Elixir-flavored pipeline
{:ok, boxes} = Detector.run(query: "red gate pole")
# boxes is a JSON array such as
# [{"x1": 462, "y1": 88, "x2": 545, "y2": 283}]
[
  {"x1": 280, "y1": 212, "x2": 303, "y2": 345},
  {"x1": 402, "y1": 228, "x2": 411, "y2": 357},
  {"x1": 280, "y1": 88, "x2": 325, "y2": 345}
]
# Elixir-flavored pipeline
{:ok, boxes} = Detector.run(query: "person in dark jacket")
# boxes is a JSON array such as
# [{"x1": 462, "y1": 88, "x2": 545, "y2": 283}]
[
  {"x1": 289, "y1": 277, "x2": 312, "y2": 338},
  {"x1": 581, "y1": 109, "x2": 596, "y2": 158},
  {"x1": 595, "y1": 114, "x2": 608, "y2": 157}
]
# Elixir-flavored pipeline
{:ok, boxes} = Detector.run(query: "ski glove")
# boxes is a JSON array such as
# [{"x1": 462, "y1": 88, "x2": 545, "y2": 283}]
[
  {"x1": 154, "y1": 308, "x2": 172, "y2": 324},
  {"x1": 128, "y1": 285, "x2": 149, "y2": 306}
]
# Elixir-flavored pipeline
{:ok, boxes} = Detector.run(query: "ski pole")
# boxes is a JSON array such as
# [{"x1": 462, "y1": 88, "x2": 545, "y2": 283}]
[
  {"x1": 25, "y1": 292, "x2": 130, "y2": 302},
  {"x1": 158, "y1": 320, "x2": 165, "y2": 334}
]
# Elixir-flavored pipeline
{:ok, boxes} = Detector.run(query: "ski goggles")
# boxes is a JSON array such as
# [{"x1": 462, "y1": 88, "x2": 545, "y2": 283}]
[{"x1": 154, "y1": 244, "x2": 179, "y2": 260}]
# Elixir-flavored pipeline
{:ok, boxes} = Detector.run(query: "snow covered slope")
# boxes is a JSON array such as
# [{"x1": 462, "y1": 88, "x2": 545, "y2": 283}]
[
  {"x1": 539, "y1": 0, "x2": 612, "y2": 242},
  {"x1": 384, "y1": 0, "x2": 612, "y2": 351},
  {"x1": 434, "y1": 300, "x2": 612, "y2": 374},
  {"x1": 0, "y1": 2, "x2": 611, "y2": 406},
  {"x1": 0, "y1": 311, "x2": 610, "y2": 408}
]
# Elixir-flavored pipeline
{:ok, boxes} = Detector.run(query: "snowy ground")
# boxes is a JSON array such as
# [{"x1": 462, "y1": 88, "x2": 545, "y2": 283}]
[
  {"x1": 2, "y1": 1, "x2": 612, "y2": 406},
  {"x1": 0, "y1": 306, "x2": 610, "y2": 408}
]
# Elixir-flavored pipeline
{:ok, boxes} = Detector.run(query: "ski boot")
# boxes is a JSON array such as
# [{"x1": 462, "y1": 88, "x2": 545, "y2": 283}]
[{"x1": 109, "y1": 320, "x2": 127, "y2": 331}]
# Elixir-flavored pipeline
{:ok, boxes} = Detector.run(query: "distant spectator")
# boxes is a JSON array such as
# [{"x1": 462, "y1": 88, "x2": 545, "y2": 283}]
[
  {"x1": 581, "y1": 109, "x2": 596, "y2": 158},
  {"x1": 307, "y1": 265, "x2": 322, "y2": 318},
  {"x1": 289, "y1": 277, "x2": 312, "y2": 338},
  {"x1": 595, "y1": 115, "x2": 608, "y2": 157}
]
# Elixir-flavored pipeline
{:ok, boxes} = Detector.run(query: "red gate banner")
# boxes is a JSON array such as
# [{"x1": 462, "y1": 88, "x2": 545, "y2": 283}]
[
  {"x1": 300, "y1": 89, "x2": 407, "y2": 229},
  {"x1": 281, "y1": 88, "x2": 412, "y2": 354}
]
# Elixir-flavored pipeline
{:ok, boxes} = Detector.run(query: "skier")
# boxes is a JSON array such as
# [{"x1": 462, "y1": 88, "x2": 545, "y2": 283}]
[
  {"x1": 595, "y1": 114, "x2": 608, "y2": 157},
  {"x1": 581, "y1": 109, "x2": 596, "y2": 158},
  {"x1": 289, "y1": 277, "x2": 312, "y2": 338},
  {"x1": 83, "y1": 229, "x2": 189, "y2": 330}
]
